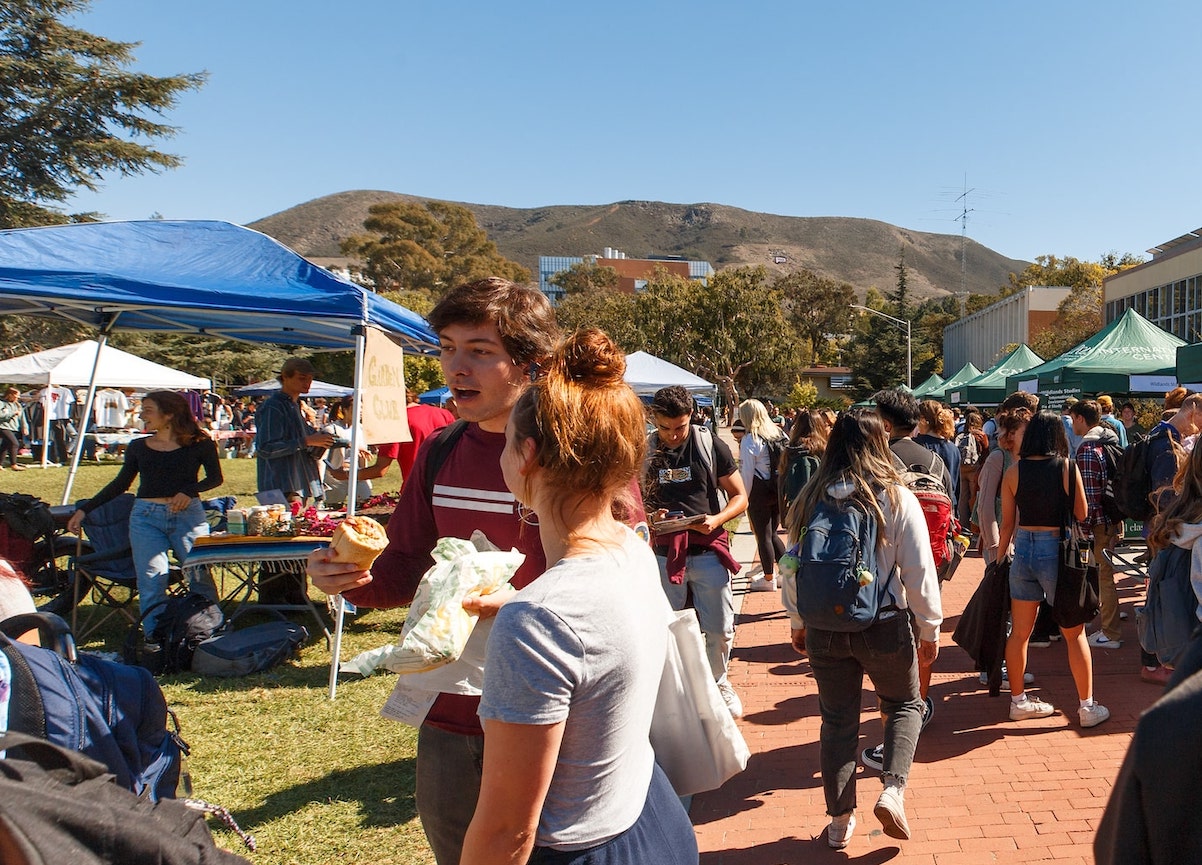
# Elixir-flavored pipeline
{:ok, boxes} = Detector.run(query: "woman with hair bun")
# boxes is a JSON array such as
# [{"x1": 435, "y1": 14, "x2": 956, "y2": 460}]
[
  {"x1": 462, "y1": 329, "x2": 697, "y2": 865},
  {"x1": 67, "y1": 390, "x2": 221, "y2": 639}
]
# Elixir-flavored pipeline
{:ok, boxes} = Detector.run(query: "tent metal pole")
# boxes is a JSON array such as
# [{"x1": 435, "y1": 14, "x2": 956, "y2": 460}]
[
  {"x1": 329, "y1": 319, "x2": 368, "y2": 700},
  {"x1": 61, "y1": 335, "x2": 108, "y2": 505}
]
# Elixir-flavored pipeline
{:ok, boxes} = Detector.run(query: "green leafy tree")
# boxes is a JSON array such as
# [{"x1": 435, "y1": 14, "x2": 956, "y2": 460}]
[
  {"x1": 774, "y1": 269, "x2": 855, "y2": 366},
  {"x1": 844, "y1": 288, "x2": 907, "y2": 400},
  {"x1": 549, "y1": 260, "x2": 619, "y2": 296},
  {"x1": 783, "y1": 378, "x2": 818, "y2": 410},
  {"x1": 554, "y1": 286, "x2": 639, "y2": 349},
  {"x1": 341, "y1": 201, "x2": 530, "y2": 296},
  {"x1": 0, "y1": 0, "x2": 206, "y2": 227},
  {"x1": 1017, "y1": 252, "x2": 1145, "y2": 359}
]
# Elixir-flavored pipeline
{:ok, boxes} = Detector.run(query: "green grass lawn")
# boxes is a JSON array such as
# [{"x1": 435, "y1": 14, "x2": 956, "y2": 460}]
[{"x1": 3, "y1": 457, "x2": 435, "y2": 864}]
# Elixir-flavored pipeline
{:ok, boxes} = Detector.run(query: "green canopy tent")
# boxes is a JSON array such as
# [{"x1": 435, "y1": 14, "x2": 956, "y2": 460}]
[
  {"x1": 1177, "y1": 343, "x2": 1202, "y2": 388},
  {"x1": 910, "y1": 373, "x2": 946, "y2": 399},
  {"x1": 926, "y1": 362, "x2": 981, "y2": 403},
  {"x1": 952, "y1": 344, "x2": 1044, "y2": 407},
  {"x1": 1005, "y1": 308, "x2": 1184, "y2": 408}
]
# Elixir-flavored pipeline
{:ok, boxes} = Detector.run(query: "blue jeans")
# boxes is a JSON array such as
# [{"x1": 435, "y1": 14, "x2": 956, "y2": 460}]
[
  {"x1": 415, "y1": 724, "x2": 485, "y2": 865},
  {"x1": 129, "y1": 498, "x2": 215, "y2": 635},
  {"x1": 1009, "y1": 528, "x2": 1060, "y2": 603},
  {"x1": 656, "y1": 551, "x2": 734, "y2": 683},
  {"x1": 529, "y1": 763, "x2": 697, "y2": 865},
  {"x1": 807, "y1": 612, "x2": 922, "y2": 816}
]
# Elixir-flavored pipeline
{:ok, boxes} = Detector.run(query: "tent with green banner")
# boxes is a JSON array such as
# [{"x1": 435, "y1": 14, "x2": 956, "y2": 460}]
[
  {"x1": 1004, "y1": 308, "x2": 1184, "y2": 407},
  {"x1": 910, "y1": 373, "x2": 946, "y2": 399},
  {"x1": 926, "y1": 362, "x2": 981, "y2": 402},
  {"x1": 950, "y1": 344, "x2": 1044, "y2": 407},
  {"x1": 1177, "y1": 343, "x2": 1202, "y2": 388}
]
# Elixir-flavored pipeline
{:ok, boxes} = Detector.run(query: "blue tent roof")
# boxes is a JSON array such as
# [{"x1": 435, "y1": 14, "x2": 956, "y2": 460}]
[{"x1": 0, "y1": 220, "x2": 439, "y2": 352}]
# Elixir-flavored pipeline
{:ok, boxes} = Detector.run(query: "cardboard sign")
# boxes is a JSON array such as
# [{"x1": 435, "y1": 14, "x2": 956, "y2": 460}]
[{"x1": 361, "y1": 327, "x2": 411, "y2": 446}]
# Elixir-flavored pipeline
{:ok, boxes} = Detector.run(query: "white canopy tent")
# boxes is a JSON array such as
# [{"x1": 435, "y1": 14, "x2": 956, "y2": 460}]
[
  {"x1": 0, "y1": 340, "x2": 211, "y2": 390},
  {"x1": 623, "y1": 351, "x2": 718, "y2": 407},
  {"x1": 0, "y1": 340, "x2": 211, "y2": 468}
]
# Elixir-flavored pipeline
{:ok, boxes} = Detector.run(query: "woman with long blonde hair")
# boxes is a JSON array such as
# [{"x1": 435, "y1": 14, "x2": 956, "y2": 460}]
[
  {"x1": 783, "y1": 409, "x2": 941, "y2": 848},
  {"x1": 915, "y1": 399, "x2": 961, "y2": 506},
  {"x1": 462, "y1": 329, "x2": 696, "y2": 865},
  {"x1": 739, "y1": 398, "x2": 787, "y2": 591}
]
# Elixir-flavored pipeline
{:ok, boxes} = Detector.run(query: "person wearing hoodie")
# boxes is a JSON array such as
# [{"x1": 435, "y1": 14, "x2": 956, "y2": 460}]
[
  {"x1": 1069, "y1": 400, "x2": 1125, "y2": 650},
  {"x1": 782, "y1": 409, "x2": 942, "y2": 849}
]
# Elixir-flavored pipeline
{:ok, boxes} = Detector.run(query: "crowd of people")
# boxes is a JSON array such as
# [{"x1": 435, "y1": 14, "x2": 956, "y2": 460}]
[{"x1": 6, "y1": 274, "x2": 1202, "y2": 862}]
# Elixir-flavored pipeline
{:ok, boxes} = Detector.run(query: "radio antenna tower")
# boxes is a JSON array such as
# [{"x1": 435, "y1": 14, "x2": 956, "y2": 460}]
[{"x1": 955, "y1": 176, "x2": 974, "y2": 316}]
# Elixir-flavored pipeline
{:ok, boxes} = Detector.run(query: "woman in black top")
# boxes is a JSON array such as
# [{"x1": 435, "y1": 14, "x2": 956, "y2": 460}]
[
  {"x1": 997, "y1": 410, "x2": 1108, "y2": 728},
  {"x1": 67, "y1": 390, "x2": 223, "y2": 639}
]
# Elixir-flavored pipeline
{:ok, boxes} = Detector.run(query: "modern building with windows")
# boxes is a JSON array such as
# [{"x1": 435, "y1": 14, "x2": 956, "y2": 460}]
[
  {"x1": 942, "y1": 286, "x2": 1072, "y2": 373},
  {"x1": 1104, "y1": 227, "x2": 1202, "y2": 341},
  {"x1": 538, "y1": 247, "x2": 714, "y2": 304}
]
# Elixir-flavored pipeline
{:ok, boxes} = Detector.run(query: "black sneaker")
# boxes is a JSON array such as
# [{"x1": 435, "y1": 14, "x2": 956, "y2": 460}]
[{"x1": 861, "y1": 698, "x2": 933, "y2": 772}]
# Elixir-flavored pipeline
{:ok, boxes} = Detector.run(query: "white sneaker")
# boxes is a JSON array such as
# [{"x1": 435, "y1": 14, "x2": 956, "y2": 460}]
[
  {"x1": 874, "y1": 781, "x2": 910, "y2": 840},
  {"x1": 1087, "y1": 631, "x2": 1123, "y2": 650},
  {"x1": 748, "y1": 576, "x2": 776, "y2": 592},
  {"x1": 718, "y1": 681, "x2": 743, "y2": 719},
  {"x1": 1079, "y1": 702, "x2": 1111, "y2": 728},
  {"x1": 827, "y1": 812, "x2": 856, "y2": 849},
  {"x1": 1009, "y1": 695, "x2": 1055, "y2": 721},
  {"x1": 980, "y1": 665, "x2": 1035, "y2": 685}
]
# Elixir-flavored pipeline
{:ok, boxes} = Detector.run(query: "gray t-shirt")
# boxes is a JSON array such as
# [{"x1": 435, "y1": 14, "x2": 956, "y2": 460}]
[{"x1": 479, "y1": 527, "x2": 670, "y2": 851}]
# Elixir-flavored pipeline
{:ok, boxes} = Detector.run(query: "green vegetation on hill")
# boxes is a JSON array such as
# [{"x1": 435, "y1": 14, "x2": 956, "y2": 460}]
[{"x1": 249, "y1": 191, "x2": 1031, "y2": 301}]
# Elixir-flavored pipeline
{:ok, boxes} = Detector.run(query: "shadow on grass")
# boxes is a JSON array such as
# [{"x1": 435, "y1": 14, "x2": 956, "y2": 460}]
[{"x1": 233, "y1": 757, "x2": 419, "y2": 829}]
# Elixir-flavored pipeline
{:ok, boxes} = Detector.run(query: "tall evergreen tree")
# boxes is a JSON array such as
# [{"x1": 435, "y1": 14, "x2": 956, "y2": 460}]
[{"x1": 0, "y1": 0, "x2": 206, "y2": 227}]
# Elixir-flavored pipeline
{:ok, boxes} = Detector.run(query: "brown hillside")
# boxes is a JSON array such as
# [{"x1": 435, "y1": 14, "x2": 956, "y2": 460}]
[{"x1": 249, "y1": 191, "x2": 1030, "y2": 299}]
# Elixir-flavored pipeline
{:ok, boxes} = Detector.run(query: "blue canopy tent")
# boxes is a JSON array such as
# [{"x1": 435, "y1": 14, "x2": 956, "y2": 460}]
[
  {"x1": 418, "y1": 386, "x2": 452, "y2": 406},
  {"x1": 0, "y1": 219, "x2": 439, "y2": 699}
]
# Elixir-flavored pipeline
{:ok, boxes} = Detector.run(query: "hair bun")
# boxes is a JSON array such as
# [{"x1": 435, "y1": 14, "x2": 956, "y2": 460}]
[{"x1": 558, "y1": 328, "x2": 626, "y2": 387}]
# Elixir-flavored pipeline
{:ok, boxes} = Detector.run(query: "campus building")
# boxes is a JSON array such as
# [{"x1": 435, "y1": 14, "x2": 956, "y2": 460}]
[
  {"x1": 942, "y1": 286, "x2": 1072, "y2": 373},
  {"x1": 1104, "y1": 227, "x2": 1202, "y2": 341},
  {"x1": 538, "y1": 248, "x2": 714, "y2": 304}
]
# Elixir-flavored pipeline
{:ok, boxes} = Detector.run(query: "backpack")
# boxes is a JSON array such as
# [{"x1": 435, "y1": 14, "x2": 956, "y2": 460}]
[
  {"x1": 899, "y1": 451, "x2": 963, "y2": 581},
  {"x1": 0, "y1": 731, "x2": 250, "y2": 865},
  {"x1": 954, "y1": 430, "x2": 981, "y2": 467},
  {"x1": 1137, "y1": 544, "x2": 1200, "y2": 667},
  {"x1": 423, "y1": 419, "x2": 469, "y2": 501},
  {"x1": 1095, "y1": 437, "x2": 1127, "y2": 524},
  {"x1": 125, "y1": 593, "x2": 226, "y2": 675},
  {"x1": 787, "y1": 496, "x2": 895, "y2": 632},
  {"x1": 645, "y1": 423, "x2": 726, "y2": 510},
  {"x1": 0, "y1": 612, "x2": 186, "y2": 802},
  {"x1": 1112, "y1": 426, "x2": 1169, "y2": 521},
  {"x1": 190, "y1": 606, "x2": 309, "y2": 677},
  {"x1": 780, "y1": 445, "x2": 821, "y2": 513}
]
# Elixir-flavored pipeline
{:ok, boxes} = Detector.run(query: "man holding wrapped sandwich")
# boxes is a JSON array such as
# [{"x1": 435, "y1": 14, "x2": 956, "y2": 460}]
[{"x1": 307, "y1": 277, "x2": 612, "y2": 865}]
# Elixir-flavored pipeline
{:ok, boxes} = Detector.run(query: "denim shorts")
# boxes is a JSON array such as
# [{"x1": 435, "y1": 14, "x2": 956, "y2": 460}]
[{"x1": 1009, "y1": 528, "x2": 1059, "y2": 603}]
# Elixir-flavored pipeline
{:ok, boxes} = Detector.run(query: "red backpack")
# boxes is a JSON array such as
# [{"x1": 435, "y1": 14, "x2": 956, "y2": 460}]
[{"x1": 899, "y1": 450, "x2": 965, "y2": 581}]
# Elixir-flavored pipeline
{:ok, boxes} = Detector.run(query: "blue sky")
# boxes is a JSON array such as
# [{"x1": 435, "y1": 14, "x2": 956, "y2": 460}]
[{"x1": 66, "y1": 0, "x2": 1201, "y2": 264}]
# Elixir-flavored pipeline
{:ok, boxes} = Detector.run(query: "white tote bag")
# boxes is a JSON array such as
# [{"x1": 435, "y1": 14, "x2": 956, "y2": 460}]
[{"x1": 650, "y1": 609, "x2": 751, "y2": 796}]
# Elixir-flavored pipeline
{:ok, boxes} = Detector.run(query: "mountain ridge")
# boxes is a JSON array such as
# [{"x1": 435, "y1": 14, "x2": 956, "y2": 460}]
[{"x1": 248, "y1": 190, "x2": 1031, "y2": 299}]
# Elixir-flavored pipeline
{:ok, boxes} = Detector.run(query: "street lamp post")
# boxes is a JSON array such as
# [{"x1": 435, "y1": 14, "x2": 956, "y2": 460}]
[{"x1": 851, "y1": 304, "x2": 912, "y2": 389}]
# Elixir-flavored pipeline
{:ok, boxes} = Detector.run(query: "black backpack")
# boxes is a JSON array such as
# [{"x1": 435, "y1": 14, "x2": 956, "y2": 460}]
[
  {"x1": 125, "y1": 594, "x2": 225, "y2": 675},
  {"x1": 779, "y1": 445, "x2": 820, "y2": 514},
  {"x1": 1112, "y1": 427, "x2": 1168, "y2": 521},
  {"x1": 190, "y1": 606, "x2": 309, "y2": 677},
  {"x1": 0, "y1": 731, "x2": 250, "y2": 865}
]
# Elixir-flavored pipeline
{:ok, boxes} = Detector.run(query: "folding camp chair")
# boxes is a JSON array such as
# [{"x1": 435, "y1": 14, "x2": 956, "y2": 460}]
[{"x1": 69, "y1": 494, "x2": 139, "y2": 640}]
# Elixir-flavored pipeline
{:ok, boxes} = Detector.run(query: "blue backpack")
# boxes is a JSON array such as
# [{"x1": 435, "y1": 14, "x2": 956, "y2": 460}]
[
  {"x1": 0, "y1": 612, "x2": 186, "y2": 801},
  {"x1": 785, "y1": 496, "x2": 895, "y2": 632},
  {"x1": 1138, "y1": 545, "x2": 1200, "y2": 667}
]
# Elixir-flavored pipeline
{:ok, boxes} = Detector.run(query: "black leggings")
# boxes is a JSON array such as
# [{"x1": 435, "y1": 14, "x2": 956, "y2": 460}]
[
  {"x1": 747, "y1": 475, "x2": 785, "y2": 571},
  {"x1": 0, "y1": 429, "x2": 18, "y2": 467}
]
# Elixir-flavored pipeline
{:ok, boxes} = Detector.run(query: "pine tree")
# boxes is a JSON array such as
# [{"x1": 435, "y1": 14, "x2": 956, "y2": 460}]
[{"x1": 0, "y1": 0, "x2": 206, "y2": 227}]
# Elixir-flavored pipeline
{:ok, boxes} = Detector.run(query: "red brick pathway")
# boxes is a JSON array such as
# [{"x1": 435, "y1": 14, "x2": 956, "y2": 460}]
[{"x1": 694, "y1": 553, "x2": 1160, "y2": 864}]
